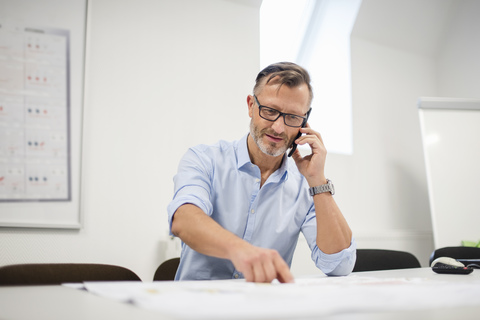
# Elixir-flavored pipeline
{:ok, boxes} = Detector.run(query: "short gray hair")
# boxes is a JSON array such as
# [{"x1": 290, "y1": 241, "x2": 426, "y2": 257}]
[{"x1": 253, "y1": 62, "x2": 313, "y2": 106}]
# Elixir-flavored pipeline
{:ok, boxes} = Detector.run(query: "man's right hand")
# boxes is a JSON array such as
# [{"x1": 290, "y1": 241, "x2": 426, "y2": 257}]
[{"x1": 229, "y1": 242, "x2": 294, "y2": 283}]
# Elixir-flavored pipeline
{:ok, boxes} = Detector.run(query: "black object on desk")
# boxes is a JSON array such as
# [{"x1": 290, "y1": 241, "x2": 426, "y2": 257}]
[{"x1": 432, "y1": 263, "x2": 474, "y2": 274}]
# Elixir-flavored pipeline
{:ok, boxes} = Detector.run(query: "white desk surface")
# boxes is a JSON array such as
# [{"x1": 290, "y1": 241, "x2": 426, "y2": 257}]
[{"x1": 1, "y1": 268, "x2": 479, "y2": 320}]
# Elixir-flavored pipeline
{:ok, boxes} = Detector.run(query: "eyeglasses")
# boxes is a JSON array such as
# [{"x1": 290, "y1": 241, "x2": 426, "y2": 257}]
[{"x1": 254, "y1": 95, "x2": 311, "y2": 128}]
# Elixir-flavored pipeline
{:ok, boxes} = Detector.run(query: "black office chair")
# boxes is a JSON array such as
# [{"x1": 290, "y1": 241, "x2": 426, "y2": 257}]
[
  {"x1": 429, "y1": 246, "x2": 480, "y2": 266},
  {"x1": 153, "y1": 257, "x2": 180, "y2": 281},
  {"x1": 0, "y1": 263, "x2": 141, "y2": 286},
  {"x1": 353, "y1": 249, "x2": 421, "y2": 272}
]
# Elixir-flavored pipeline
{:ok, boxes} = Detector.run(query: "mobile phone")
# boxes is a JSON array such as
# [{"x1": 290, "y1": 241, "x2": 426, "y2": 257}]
[{"x1": 288, "y1": 108, "x2": 311, "y2": 157}]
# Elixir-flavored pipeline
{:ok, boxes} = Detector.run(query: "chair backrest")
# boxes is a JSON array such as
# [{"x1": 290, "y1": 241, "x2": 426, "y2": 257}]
[
  {"x1": 353, "y1": 249, "x2": 421, "y2": 272},
  {"x1": 0, "y1": 263, "x2": 141, "y2": 286},
  {"x1": 153, "y1": 257, "x2": 180, "y2": 281},
  {"x1": 429, "y1": 246, "x2": 480, "y2": 265}
]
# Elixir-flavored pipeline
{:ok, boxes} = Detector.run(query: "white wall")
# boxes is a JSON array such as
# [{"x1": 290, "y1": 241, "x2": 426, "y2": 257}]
[
  {"x1": 437, "y1": 0, "x2": 480, "y2": 99},
  {"x1": 0, "y1": 0, "x2": 261, "y2": 281}
]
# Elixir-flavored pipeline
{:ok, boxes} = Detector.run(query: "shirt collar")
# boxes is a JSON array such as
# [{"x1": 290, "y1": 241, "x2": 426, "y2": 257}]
[{"x1": 237, "y1": 134, "x2": 253, "y2": 170}]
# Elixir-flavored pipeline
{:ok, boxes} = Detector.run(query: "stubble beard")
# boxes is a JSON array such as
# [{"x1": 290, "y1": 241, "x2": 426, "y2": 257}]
[{"x1": 249, "y1": 120, "x2": 294, "y2": 157}]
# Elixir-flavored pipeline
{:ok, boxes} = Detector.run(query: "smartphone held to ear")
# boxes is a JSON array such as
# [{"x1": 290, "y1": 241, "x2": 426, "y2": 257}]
[
  {"x1": 288, "y1": 109, "x2": 311, "y2": 157},
  {"x1": 287, "y1": 130, "x2": 303, "y2": 157}
]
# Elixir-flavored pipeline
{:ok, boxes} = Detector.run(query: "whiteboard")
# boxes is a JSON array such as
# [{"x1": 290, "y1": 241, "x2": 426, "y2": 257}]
[{"x1": 418, "y1": 97, "x2": 480, "y2": 248}]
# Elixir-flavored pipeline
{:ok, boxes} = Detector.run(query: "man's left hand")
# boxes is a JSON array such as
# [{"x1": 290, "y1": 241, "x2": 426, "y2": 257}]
[{"x1": 290, "y1": 123, "x2": 327, "y2": 187}]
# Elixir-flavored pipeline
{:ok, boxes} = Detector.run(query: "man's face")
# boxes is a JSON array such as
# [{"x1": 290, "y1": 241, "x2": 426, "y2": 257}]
[{"x1": 248, "y1": 82, "x2": 310, "y2": 157}]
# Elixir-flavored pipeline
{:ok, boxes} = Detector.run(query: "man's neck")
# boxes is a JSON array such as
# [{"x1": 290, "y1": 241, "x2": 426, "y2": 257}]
[{"x1": 247, "y1": 135, "x2": 284, "y2": 186}]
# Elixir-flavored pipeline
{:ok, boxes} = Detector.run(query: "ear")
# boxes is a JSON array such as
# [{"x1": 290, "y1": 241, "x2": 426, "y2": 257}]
[{"x1": 247, "y1": 95, "x2": 254, "y2": 118}]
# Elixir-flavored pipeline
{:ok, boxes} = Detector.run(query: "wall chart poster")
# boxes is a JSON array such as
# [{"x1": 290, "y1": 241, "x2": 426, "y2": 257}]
[
  {"x1": 0, "y1": 22, "x2": 71, "y2": 202},
  {"x1": 0, "y1": 11, "x2": 84, "y2": 229}
]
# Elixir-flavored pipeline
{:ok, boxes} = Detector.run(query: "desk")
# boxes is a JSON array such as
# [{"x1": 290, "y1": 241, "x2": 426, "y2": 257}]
[{"x1": 1, "y1": 268, "x2": 479, "y2": 320}]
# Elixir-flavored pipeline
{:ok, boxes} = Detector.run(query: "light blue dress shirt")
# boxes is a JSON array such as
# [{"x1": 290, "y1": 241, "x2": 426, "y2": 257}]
[{"x1": 167, "y1": 134, "x2": 356, "y2": 281}]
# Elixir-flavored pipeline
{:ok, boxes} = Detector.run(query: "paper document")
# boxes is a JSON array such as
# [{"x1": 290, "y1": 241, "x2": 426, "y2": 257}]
[{"x1": 83, "y1": 274, "x2": 480, "y2": 319}]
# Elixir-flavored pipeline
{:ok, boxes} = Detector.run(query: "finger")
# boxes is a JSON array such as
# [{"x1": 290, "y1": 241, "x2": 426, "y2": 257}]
[
  {"x1": 294, "y1": 136, "x2": 320, "y2": 154},
  {"x1": 252, "y1": 261, "x2": 266, "y2": 283},
  {"x1": 241, "y1": 264, "x2": 255, "y2": 282},
  {"x1": 273, "y1": 255, "x2": 294, "y2": 283},
  {"x1": 316, "y1": 130, "x2": 324, "y2": 144},
  {"x1": 290, "y1": 147, "x2": 303, "y2": 162},
  {"x1": 300, "y1": 126, "x2": 322, "y2": 141},
  {"x1": 297, "y1": 131, "x2": 326, "y2": 153},
  {"x1": 263, "y1": 259, "x2": 277, "y2": 283},
  {"x1": 277, "y1": 271, "x2": 294, "y2": 284}
]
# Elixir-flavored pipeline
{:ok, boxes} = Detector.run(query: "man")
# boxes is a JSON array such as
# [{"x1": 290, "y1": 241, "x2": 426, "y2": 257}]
[{"x1": 168, "y1": 62, "x2": 356, "y2": 283}]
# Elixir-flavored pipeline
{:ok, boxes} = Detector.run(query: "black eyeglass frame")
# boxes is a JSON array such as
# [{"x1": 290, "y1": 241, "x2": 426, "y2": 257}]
[{"x1": 253, "y1": 95, "x2": 311, "y2": 128}]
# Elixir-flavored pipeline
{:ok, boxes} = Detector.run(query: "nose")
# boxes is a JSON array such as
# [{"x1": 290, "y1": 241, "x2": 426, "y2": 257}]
[{"x1": 271, "y1": 116, "x2": 286, "y2": 134}]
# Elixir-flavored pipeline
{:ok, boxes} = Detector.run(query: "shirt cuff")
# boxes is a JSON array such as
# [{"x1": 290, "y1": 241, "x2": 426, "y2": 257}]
[{"x1": 312, "y1": 237, "x2": 357, "y2": 276}]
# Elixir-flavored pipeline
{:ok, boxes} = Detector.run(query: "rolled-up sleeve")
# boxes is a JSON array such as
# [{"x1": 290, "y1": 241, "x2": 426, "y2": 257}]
[
  {"x1": 311, "y1": 238, "x2": 357, "y2": 276},
  {"x1": 167, "y1": 147, "x2": 214, "y2": 234}
]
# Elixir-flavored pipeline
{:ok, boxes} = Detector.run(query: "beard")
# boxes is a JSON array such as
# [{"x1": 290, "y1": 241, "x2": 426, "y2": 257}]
[{"x1": 249, "y1": 120, "x2": 295, "y2": 157}]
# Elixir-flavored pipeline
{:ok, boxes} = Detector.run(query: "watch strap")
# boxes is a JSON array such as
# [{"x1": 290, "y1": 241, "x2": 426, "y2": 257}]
[{"x1": 309, "y1": 179, "x2": 335, "y2": 196}]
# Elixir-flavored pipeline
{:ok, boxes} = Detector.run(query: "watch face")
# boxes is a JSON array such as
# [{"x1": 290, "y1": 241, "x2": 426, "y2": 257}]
[{"x1": 327, "y1": 179, "x2": 335, "y2": 195}]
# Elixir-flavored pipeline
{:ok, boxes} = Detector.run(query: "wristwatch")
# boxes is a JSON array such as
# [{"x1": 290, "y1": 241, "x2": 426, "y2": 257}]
[{"x1": 309, "y1": 179, "x2": 335, "y2": 196}]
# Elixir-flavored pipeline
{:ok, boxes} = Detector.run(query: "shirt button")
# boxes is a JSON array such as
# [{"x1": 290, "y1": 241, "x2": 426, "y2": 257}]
[
  {"x1": 234, "y1": 274, "x2": 239, "y2": 279},
  {"x1": 251, "y1": 209, "x2": 255, "y2": 214},
  {"x1": 255, "y1": 178, "x2": 260, "y2": 183}
]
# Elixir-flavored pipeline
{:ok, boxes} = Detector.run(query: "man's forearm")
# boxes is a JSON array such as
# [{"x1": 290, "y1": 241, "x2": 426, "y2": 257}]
[
  {"x1": 171, "y1": 204, "x2": 244, "y2": 260},
  {"x1": 313, "y1": 193, "x2": 352, "y2": 254}
]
